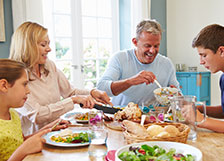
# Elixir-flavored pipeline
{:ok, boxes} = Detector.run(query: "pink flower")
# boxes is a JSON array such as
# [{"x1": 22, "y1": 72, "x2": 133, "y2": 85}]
[
  {"x1": 158, "y1": 113, "x2": 164, "y2": 121},
  {"x1": 90, "y1": 118, "x2": 97, "y2": 125}
]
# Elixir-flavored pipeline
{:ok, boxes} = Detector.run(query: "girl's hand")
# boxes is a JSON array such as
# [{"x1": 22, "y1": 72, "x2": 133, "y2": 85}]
[
  {"x1": 72, "y1": 95, "x2": 96, "y2": 108},
  {"x1": 90, "y1": 89, "x2": 113, "y2": 106},
  {"x1": 23, "y1": 129, "x2": 51, "y2": 154},
  {"x1": 8, "y1": 129, "x2": 51, "y2": 161}
]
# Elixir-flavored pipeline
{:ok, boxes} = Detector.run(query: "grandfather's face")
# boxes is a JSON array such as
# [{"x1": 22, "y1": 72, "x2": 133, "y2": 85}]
[{"x1": 132, "y1": 31, "x2": 161, "y2": 64}]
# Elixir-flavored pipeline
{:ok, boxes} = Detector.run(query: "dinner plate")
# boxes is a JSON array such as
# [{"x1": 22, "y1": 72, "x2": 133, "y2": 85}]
[
  {"x1": 43, "y1": 130, "x2": 90, "y2": 147},
  {"x1": 61, "y1": 112, "x2": 89, "y2": 123},
  {"x1": 115, "y1": 141, "x2": 202, "y2": 161}
]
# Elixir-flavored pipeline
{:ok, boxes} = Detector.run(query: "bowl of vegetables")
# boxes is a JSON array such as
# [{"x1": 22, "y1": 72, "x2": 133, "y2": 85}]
[
  {"x1": 116, "y1": 141, "x2": 202, "y2": 161},
  {"x1": 153, "y1": 87, "x2": 179, "y2": 106}
]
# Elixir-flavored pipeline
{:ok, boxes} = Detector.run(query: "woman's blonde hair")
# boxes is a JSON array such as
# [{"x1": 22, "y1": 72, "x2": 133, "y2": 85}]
[
  {"x1": 9, "y1": 22, "x2": 48, "y2": 71},
  {"x1": 0, "y1": 59, "x2": 26, "y2": 86}
]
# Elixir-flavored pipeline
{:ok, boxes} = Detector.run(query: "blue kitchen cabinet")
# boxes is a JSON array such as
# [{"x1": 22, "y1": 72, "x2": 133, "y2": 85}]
[{"x1": 176, "y1": 72, "x2": 211, "y2": 105}]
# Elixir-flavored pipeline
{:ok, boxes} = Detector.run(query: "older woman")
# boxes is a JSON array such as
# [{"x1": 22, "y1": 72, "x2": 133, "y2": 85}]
[{"x1": 9, "y1": 22, "x2": 112, "y2": 136}]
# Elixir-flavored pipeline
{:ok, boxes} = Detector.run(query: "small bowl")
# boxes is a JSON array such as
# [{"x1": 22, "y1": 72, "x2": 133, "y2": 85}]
[{"x1": 153, "y1": 87, "x2": 179, "y2": 106}]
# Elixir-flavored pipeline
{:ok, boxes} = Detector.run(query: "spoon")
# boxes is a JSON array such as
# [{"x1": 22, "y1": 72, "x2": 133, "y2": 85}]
[
  {"x1": 154, "y1": 79, "x2": 162, "y2": 88},
  {"x1": 140, "y1": 115, "x2": 146, "y2": 126}
]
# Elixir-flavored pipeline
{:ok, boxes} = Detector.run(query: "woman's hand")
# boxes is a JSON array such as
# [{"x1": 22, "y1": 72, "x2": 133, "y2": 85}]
[
  {"x1": 72, "y1": 95, "x2": 96, "y2": 108},
  {"x1": 90, "y1": 89, "x2": 113, "y2": 106}
]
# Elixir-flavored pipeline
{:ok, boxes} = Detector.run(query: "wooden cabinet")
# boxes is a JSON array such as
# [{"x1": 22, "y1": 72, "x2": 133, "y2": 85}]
[{"x1": 176, "y1": 72, "x2": 211, "y2": 105}]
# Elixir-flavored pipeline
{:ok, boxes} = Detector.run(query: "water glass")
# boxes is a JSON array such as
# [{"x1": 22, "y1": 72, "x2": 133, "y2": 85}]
[
  {"x1": 88, "y1": 129, "x2": 108, "y2": 160},
  {"x1": 88, "y1": 110, "x2": 108, "y2": 160}
]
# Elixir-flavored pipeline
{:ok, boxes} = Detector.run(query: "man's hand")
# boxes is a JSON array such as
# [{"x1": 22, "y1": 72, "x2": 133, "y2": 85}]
[
  {"x1": 111, "y1": 70, "x2": 156, "y2": 96},
  {"x1": 128, "y1": 70, "x2": 156, "y2": 85}
]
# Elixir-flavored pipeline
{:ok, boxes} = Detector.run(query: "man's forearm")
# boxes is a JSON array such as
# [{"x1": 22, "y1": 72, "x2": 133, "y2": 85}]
[{"x1": 111, "y1": 79, "x2": 132, "y2": 96}]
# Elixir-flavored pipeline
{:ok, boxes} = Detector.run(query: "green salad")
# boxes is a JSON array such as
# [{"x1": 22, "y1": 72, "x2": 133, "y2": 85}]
[
  {"x1": 51, "y1": 132, "x2": 89, "y2": 143},
  {"x1": 118, "y1": 144, "x2": 195, "y2": 161}
]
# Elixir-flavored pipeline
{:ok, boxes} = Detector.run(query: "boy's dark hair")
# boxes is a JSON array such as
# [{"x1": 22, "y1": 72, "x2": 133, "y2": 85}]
[
  {"x1": 0, "y1": 59, "x2": 26, "y2": 86},
  {"x1": 192, "y1": 24, "x2": 224, "y2": 53}
]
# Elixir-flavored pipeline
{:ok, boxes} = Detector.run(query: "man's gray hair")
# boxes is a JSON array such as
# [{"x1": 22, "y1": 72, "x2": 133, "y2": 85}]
[{"x1": 136, "y1": 19, "x2": 162, "y2": 39}]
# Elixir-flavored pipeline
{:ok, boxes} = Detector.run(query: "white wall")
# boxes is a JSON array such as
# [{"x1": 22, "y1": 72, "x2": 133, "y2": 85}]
[{"x1": 167, "y1": 0, "x2": 224, "y2": 105}]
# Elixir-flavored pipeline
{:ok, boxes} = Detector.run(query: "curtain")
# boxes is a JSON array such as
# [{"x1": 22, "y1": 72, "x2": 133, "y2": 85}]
[
  {"x1": 11, "y1": 0, "x2": 44, "y2": 31},
  {"x1": 130, "y1": 0, "x2": 151, "y2": 38}
]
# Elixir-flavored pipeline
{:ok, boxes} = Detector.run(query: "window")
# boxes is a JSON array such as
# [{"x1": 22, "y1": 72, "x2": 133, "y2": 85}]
[{"x1": 43, "y1": 0, "x2": 119, "y2": 89}]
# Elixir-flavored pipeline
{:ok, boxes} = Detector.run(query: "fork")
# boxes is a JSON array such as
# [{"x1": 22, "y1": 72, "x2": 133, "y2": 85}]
[{"x1": 154, "y1": 79, "x2": 162, "y2": 88}]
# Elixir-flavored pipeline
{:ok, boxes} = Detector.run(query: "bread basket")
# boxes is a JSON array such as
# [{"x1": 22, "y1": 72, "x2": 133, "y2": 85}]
[{"x1": 123, "y1": 122, "x2": 190, "y2": 144}]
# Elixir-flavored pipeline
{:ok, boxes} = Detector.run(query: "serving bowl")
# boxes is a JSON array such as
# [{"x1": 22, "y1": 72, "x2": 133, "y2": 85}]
[
  {"x1": 153, "y1": 87, "x2": 179, "y2": 106},
  {"x1": 115, "y1": 141, "x2": 202, "y2": 161}
]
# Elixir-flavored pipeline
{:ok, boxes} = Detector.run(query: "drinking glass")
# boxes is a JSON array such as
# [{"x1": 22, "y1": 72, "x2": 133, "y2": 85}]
[
  {"x1": 145, "y1": 109, "x2": 165, "y2": 123},
  {"x1": 88, "y1": 130, "x2": 108, "y2": 161},
  {"x1": 170, "y1": 95, "x2": 206, "y2": 141},
  {"x1": 88, "y1": 110, "x2": 108, "y2": 160}
]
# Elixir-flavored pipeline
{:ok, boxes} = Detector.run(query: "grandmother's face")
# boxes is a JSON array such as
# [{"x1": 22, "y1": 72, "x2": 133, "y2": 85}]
[{"x1": 37, "y1": 35, "x2": 51, "y2": 65}]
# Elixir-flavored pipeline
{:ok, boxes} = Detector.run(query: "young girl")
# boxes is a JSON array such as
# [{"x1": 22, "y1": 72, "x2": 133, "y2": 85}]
[
  {"x1": 0, "y1": 59, "x2": 68, "y2": 161},
  {"x1": 9, "y1": 22, "x2": 112, "y2": 136}
]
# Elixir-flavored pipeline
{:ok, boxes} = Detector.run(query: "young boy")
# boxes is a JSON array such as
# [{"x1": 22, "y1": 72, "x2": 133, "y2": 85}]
[{"x1": 192, "y1": 24, "x2": 224, "y2": 132}]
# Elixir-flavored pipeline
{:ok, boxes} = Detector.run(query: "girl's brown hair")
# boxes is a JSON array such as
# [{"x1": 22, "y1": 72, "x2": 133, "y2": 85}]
[{"x1": 0, "y1": 59, "x2": 26, "y2": 86}]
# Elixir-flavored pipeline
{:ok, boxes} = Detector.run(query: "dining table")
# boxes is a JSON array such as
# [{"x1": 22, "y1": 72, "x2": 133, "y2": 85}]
[{"x1": 23, "y1": 109, "x2": 224, "y2": 161}]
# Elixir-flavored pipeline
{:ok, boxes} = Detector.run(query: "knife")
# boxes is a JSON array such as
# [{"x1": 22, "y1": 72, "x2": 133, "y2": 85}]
[{"x1": 80, "y1": 103, "x2": 122, "y2": 114}]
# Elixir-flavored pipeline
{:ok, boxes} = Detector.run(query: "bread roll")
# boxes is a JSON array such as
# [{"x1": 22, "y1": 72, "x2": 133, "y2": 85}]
[
  {"x1": 156, "y1": 131, "x2": 170, "y2": 138},
  {"x1": 164, "y1": 125, "x2": 180, "y2": 137},
  {"x1": 114, "y1": 102, "x2": 142, "y2": 121},
  {"x1": 147, "y1": 125, "x2": 164, "y2": 137},
  {"x1": 122, "y1": 120, "x2": 148, "y2": 137}
]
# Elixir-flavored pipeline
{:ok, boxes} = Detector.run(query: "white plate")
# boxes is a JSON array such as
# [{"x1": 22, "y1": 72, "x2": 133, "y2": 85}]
[
  {"x1": 43, "y1": 130, "x2": 90, "y2": 147},
  {"x1": 61, "y1": 112, "x2": 89, "y2": 123},
  {"x1": 115, "y1": 141, "x2": 202, "y2": 161}
]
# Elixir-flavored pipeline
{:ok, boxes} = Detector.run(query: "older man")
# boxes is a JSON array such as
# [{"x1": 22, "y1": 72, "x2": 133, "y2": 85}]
[{"x1": 97, "y1": 19, "x2": 179, "y2": 106}]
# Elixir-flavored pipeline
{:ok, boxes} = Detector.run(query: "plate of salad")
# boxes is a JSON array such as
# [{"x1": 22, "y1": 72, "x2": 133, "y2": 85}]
[
  {"x1": 43, "y1": 129, "x2": 90, "y2": 147},
  {"x1": 116, "y1": 141, "x2": 202, "y2": 161}
]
